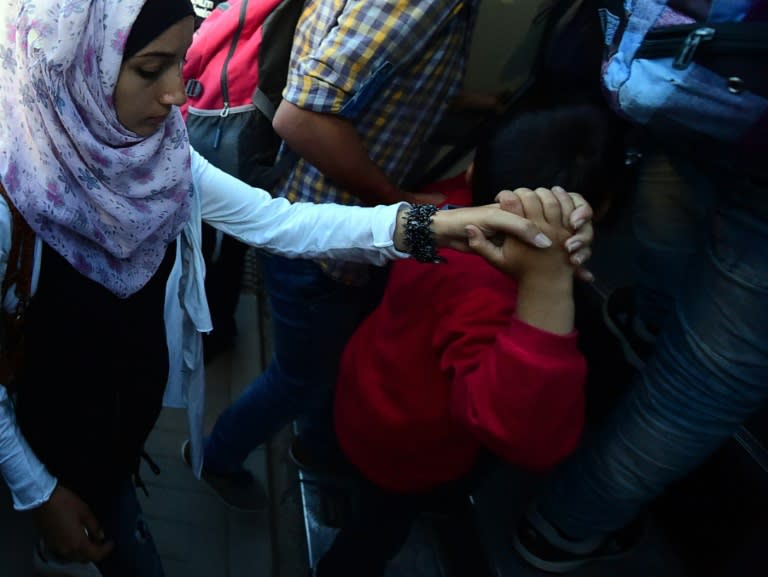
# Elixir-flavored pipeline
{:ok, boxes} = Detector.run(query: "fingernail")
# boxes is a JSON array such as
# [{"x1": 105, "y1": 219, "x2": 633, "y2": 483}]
[
  {"x1": 572, "y1": 218, "x2": 585, "y2": 230},
  {"x1": 465, "y1": 227, "x2": 475, "y2": 238},
  {"x1": 572, "y1": 254, "x2": 584, "y2": 265},
  {"x1": 534, "y1": 233, "x2": 552, "y2": 248},
  {"x1": 566, "y1": 240, "x2": 582, "y2": 253}
]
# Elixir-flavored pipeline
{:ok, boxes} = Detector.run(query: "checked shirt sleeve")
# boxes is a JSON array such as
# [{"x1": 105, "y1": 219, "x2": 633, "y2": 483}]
[{"x1": 284, "y1": 0, "x2": 465, "y2": 115}]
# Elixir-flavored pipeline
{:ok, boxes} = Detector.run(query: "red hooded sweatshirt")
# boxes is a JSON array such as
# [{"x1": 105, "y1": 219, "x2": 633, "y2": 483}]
[{"x1": 334, "y1": 175, "x2": 586, "y2": 493}]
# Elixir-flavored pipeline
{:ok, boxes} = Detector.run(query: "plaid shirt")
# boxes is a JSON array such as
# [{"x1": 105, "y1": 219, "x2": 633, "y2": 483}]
[{"x1": 275, "y1": 0, "x2": 477, "y2": 284}]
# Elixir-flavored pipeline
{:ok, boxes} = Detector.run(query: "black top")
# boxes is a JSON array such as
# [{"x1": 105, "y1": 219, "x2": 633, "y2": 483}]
[{"x1": 15, "y1": 240, "x2": 175, "y2": 502}]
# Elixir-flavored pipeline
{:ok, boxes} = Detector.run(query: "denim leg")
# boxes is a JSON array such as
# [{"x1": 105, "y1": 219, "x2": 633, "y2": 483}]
[
  {"x1": 631, "y1": 152, "x2": 714, "y2": 329},
  {"x1": 295, "y1": 262, "x2": 390, "y2": 460},
  {"x1": 94, "y1": 479, "x2": 165, "y2": 577},
  {"x1": 204, "y1": 254, "x2": 383, "y2": 473},
  {"x1": 539, "y1": 179, "x2": 768, "y2": 540}
]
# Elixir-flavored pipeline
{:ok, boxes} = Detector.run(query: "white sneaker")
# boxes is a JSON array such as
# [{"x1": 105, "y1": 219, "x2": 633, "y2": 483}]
[{"x1": 32, "y1": 541, "x2": 103, "y2": 577}]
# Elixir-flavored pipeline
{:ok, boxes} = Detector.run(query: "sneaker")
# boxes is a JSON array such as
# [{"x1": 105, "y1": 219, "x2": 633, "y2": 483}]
[
  {"x1": 181, "y1": 439, "x2": 267, "y2": 512},
  {"x1": 32, "y1": 541, "x2": 103, "y2": 577},
  {"x1": 601, "y1": 287, "x2": 658, "y2": 370},
  {"x1": 512, "y1": 506, "x2": 644, "y2": 574}
]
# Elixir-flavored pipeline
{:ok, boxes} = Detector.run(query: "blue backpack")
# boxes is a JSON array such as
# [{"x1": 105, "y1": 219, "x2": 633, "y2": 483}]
[{"x1": 597, "y1": 0, "x2": 768, "y2": 178}]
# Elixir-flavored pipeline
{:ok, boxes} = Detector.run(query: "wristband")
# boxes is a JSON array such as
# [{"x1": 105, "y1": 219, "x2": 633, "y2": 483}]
[{"x1": 404, "y1": 204, "x2": 445, "y2": 264}]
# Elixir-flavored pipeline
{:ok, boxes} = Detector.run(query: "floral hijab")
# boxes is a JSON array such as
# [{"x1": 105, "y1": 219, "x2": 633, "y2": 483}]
[{"x1": 0, "y1": 0, "x2": 193, "y2": 297}]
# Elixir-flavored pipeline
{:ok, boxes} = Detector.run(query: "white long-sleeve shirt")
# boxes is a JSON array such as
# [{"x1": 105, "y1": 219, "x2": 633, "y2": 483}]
[{"x1": 0, "y1": 149, "x2": 407, "y2": 510}]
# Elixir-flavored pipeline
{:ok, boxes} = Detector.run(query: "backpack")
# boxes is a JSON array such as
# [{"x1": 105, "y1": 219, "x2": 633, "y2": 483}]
[
  {"x1": 191, "y1": 0, "x2": 228, "y2": 27},
  {"x1": 0, "y1": 184, "x2": 35, "y2": 392},
  {"x1": 182, "y1": 0, "x2": 305, "y2": 190},
  {"x1": 596, "y1": 0, "x2": 768, "y2": 179}
]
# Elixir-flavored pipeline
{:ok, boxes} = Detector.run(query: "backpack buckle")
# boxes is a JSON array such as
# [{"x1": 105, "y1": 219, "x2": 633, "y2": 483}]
[{"x1": 185, "y1": 79, "x2": 203, "y2": 99}]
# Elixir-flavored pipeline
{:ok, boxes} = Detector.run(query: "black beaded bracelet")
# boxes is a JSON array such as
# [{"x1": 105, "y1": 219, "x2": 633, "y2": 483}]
[{"x1": 404, "y1": 204, "x2": 445, "y2": 264}]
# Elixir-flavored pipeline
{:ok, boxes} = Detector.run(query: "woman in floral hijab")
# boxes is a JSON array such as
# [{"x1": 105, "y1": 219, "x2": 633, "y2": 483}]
[
  {"x1": 0, "y1": 2, "x2": 201, "y2": 574},
  {"x1": 0, "y1": 0, "x2": 196, "y2": 298}
]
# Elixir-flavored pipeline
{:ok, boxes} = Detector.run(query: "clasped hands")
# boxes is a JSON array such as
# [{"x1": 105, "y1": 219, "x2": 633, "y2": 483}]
[{"x1": 417, "y1": 186, "x2": 594, "y2": 281}]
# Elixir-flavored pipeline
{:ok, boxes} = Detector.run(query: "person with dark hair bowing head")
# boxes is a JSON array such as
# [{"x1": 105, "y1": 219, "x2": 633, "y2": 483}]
[
  {"x1": 0, "y1": 1, "x2": 594, "y2": 576},
  {"x1": 312, "y1": 106, "x2": 606, "y2": 577}
]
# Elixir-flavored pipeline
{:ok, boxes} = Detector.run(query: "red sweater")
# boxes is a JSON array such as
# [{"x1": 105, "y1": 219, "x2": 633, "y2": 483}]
[{"x1": 334, "y1": 176, "x2": 586, "y2": 493}]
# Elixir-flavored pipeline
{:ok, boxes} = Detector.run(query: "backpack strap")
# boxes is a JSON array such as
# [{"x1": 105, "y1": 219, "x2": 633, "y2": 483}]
[
  {"x1": 252, "y1": 87, "x2": 276, "y2": 121},
  {"x1": 0, "y1": 183, "x2": 35, "y2": 390},
  {"x1": 0, "y1": 183, "x2": 35, "y2": 316}
]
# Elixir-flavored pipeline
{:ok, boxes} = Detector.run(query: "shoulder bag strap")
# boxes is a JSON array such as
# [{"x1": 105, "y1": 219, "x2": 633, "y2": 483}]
[{"x1": 0, "y1": 184, "x2": 35, "y2": 315}]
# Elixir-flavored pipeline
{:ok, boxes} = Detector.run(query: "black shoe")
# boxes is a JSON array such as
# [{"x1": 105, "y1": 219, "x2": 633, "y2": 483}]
[
  {"x1": 181, "y1": 439, "x2": 267, "y2": 512},
  {"x1": 512, "y1": 506, "x2": 644, "y2": 574},
  {"x1": 602, "y1": 287, "x2": 658, "y2": 370}
]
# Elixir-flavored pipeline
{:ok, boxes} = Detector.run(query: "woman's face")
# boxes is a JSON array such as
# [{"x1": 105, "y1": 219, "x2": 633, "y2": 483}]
[{"x1": 114, "y1": 15, "x2": 194, "y2": 137}]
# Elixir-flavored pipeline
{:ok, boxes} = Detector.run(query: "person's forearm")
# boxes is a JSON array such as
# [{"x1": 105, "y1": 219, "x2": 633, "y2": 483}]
[
  {"x1": 273, "y1": 101, "x2": 405, "y2": 205},
  {"x1": 0, "y1": 387, "x2": 57, "y2": 510},
  {"x1": 393, "y1": 204, "x2": 552, "y2": 254},
  {"x1": 515, "y1": 273, "x2": 575, "y2": 335}
]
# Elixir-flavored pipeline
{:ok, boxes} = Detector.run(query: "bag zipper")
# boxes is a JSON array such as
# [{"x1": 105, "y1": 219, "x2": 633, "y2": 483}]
[
  {"x1": 215, "y1": 0, "x2": 250, "y2": 148},
  {"x1": 637, "y1": 22, "x2": 768, "y2": 70},
  {"x1": 672, "y1": 26, "x2": 715, "y2": 69}
]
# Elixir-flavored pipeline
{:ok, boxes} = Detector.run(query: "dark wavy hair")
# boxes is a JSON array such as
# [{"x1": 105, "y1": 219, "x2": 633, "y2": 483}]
[{"x1": 471, "y1": 105, "x2": 609, "y2": 208}]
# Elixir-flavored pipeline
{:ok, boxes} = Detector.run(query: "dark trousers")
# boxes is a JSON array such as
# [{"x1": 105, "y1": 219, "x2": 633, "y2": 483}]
[
  {"x1": 315, "y1": 472, "x2": 478, "y2": 577},
  {"x1": 93, "y1": 478, "x2": 164, "y2": 577},
  {"x1": 204, "y1": 254, "x2": 389, "y2": 473}
]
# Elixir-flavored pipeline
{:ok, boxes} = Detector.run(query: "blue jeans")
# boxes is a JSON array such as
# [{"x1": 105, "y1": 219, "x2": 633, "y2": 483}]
[
  {"x1": 204, "y1": 253, "x2": 386, "y2": 473},
  {"x1": 539, "y1": 152, "x2": 768, "y2": 539},
  {"x1": 630, "y1": 154, "x2": 715, "y2": 331}
]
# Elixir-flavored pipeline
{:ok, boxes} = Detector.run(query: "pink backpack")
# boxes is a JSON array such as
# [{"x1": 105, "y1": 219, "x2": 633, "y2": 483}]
[{"x1": 182, "y1": 0, "x2": 305, "y2": 188}]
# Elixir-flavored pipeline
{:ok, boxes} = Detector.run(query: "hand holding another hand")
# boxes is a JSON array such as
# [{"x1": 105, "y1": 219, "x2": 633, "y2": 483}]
[
  {"x1": 393, "y1": 186, "x2": 594, "y2": 278},
  {"x1": 468, "y1": 187, "x2": 587, "y2": 334},
  {"x1": 466, "y1": 187, "x2": 582, "y2": 279},
  {"x1": 494, "y1": 186, "x2": 594, "y2": 281}
]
